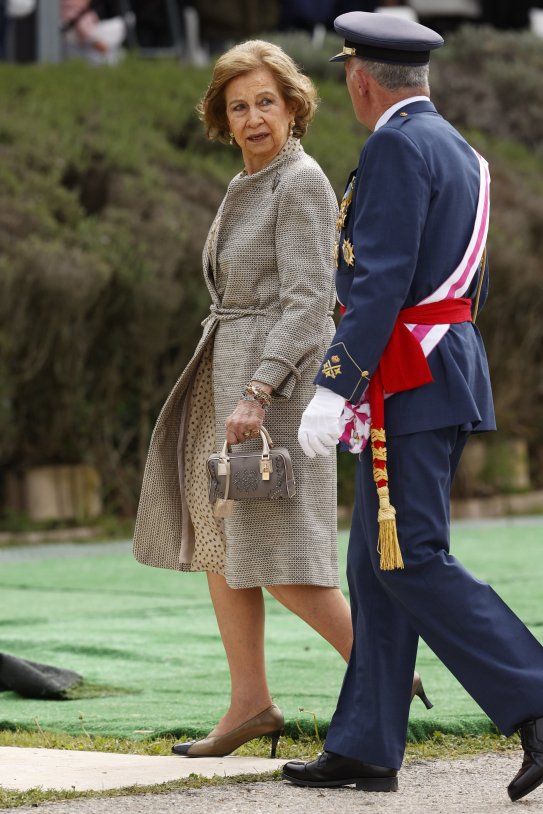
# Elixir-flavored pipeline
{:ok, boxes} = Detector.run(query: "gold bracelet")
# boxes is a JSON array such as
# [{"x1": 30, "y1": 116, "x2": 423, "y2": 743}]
[{"x1": 242, "y1": 384, "x2": 272, "y2": 410}]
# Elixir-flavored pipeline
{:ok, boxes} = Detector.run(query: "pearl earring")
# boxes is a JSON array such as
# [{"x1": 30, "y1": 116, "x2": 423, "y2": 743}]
[
  {"x1": 289, "y1": 120, "x2": 295, "y2": 136},
  {"x1": 229, "y1": 132, "x2": 235, "y2": 145}
]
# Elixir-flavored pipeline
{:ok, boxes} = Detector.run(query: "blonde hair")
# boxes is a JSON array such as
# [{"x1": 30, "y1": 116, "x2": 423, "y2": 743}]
[{"x1": 197, "y1": 40, "x2": 318, "y2": 143}]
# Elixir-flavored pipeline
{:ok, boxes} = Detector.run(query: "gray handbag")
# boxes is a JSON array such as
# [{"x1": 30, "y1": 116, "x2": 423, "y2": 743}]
[{"x1": 207, "y1": 427, "x2": 296, "y2": 518}]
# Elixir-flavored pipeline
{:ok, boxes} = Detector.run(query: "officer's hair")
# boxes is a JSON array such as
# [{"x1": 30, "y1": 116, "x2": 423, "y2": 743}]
[
  {"x1": 198, "y1": 40, "x2": 318, "y2": 144},
  {"x1": 359, "y1": 59, "x2": 430, "y2": 92}
]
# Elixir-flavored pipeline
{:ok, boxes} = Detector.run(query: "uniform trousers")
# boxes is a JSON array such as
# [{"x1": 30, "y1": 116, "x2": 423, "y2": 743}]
[{"x1": 325, "y1": 426, "x2": 543, "y2": 769}]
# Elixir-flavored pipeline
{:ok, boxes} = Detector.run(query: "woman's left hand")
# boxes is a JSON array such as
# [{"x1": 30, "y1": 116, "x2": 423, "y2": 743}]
[{"x1": 225, "y1": 400, "x2": 265, "y2": 445}]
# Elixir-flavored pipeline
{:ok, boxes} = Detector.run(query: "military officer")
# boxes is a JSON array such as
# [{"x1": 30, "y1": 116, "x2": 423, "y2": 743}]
[{"x1": 284, "y1": 11, "x2": 543, "y2": 801}]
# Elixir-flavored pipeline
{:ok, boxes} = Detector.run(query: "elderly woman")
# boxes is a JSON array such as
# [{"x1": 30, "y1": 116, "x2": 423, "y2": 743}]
[
  {"x1": 133, "y1": 39, "x2": 426, "y2": 758},
  {"x1": 133, "y1": 38, "x2": 352, "y2": 757}
]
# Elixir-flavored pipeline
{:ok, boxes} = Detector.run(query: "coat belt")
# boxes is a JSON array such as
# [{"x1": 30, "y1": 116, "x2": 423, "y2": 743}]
[
  {"x1": 205, "y1": 304, "x2": 335, "y2": 325},
  {"x1": 209, "y1": 305, "x2": 269, "y2": 321}
]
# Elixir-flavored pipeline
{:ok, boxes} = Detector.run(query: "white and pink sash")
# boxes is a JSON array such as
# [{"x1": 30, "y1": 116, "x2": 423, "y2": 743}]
[{"x1": 340, "y1": 150, "x2": 490, "y2": 454}]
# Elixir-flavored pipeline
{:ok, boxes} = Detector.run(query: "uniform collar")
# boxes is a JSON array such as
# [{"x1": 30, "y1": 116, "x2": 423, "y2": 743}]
[{"x1": 374, "y1": 96, "x2": 434, "y2": 131}]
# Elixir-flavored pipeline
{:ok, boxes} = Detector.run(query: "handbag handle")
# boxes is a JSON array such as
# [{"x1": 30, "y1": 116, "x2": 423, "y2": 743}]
[{"x1": 219, "y1": 427, "x2": 274, "y2": 459}]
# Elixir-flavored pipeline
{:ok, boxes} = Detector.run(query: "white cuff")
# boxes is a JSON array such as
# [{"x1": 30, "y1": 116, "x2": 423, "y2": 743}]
[{"x1": 313, "y1": 386, "x2": 347, "y2": 417}]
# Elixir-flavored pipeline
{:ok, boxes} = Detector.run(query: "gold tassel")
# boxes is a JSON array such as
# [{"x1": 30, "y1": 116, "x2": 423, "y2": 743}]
[{"x1": 376, "y1": 485, "x2": 404, "y2": 571}]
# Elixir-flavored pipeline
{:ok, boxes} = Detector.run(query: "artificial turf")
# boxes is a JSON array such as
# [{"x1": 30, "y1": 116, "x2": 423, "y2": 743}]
[{"x1": 0, "y1": 520, "x2": 541, "y2": 742}]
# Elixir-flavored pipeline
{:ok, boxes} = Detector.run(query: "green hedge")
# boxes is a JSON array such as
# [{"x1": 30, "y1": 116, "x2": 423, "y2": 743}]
[
  {"x1": 0, "y1": 26, "x2": 542, "y2": 516},
  {"x1": 0, "y1": 59, "x2": 226, "y2": 512}
]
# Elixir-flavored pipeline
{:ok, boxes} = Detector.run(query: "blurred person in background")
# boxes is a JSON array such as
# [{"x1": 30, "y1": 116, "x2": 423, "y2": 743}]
[
  {"x1": 0, "y1": 0, "x2": 7, "y2": 59},
  {"x1": 279, "y1": 0, "x2": 335, "y2": 32},
  {"x1": 192, "y1": 0, "x2": 280, "y2": 53},
  {"x1": 61, "y1": 0, "x2": 126, "y2": 64},
  {"x1": 480, "y1": 0, "x2": 531, "y2": 29},
  {"x1": 0, "y1": 0, "x2": 35, "y2": 60},
  {"x1": 128, "y1": 0, "x2": 181, "y2": 49},
  {"x1": 334, "y1": 1, "x2": 379, "y2": 14}
]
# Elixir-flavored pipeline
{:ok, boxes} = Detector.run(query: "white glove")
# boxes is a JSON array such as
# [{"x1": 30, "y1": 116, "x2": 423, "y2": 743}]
[{"x1": 298, "y1": 386, "x2": 346, "y2": 458}]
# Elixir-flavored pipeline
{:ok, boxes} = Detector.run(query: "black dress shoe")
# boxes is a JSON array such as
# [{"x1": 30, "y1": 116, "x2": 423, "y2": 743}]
[
  {"x1": 508, "y1": 717, "x2": 543, "y2": 801},
  {"x1": 282, "y1": 750, "x2": 398, "y2": 792}
]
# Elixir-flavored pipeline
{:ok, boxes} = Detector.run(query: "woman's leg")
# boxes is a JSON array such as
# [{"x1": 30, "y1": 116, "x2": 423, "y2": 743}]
[
  {"x1": 266, "y1": 585, "x2": 353, "y2": 662},
  {"x1": 265, "y1": 586, "x2": 426, "y2": 704},
  {"x1": 206, "y1": 571, "x2": 273, "y2": 736}
]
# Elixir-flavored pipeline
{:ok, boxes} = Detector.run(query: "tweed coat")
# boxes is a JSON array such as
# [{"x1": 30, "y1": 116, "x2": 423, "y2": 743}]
[{"x1": 133, "y1": 138, "x2": 340, "y2": 588}]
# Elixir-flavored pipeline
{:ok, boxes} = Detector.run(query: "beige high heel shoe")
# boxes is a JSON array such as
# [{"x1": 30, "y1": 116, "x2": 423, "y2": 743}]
[
  {"x1": 172, "y1": 703, "x2": 284, "y2": 758},
  {"x1": 411, "y1": 671, "x2": 433, "y2": 709}
]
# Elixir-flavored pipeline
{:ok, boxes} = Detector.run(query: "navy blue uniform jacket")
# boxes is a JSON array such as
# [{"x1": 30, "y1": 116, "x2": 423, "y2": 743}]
[{"x1": 314, "y1": 99, "x2": 496, "y2": 436}]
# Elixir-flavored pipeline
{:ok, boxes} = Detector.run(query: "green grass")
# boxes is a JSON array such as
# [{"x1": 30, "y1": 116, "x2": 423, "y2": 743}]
[
  {"x1": 2, "y1": 520, "x2": 536, "y2": 810},
  {"x1": 0, "y1": 769, "x2": 280, "y2": 810},
  {"x1": 0, "y1": 522, "x2": 542, "y2": 743},
  {"x1": 0, "y1": 726, "x2": 519, "y2": 760}
]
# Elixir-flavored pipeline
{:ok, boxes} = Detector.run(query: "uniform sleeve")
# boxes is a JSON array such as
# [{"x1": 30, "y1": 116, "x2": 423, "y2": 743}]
[
  {"x1": 252, "y1": 164, "x2": 338, "y2": 398},
  {"x1": 314, "y1": 127, "x2": 431, "y2": 402}
]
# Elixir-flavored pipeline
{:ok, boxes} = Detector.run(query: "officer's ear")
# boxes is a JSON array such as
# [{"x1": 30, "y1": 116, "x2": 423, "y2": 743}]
[{"x1": 350, "y1": 63, "x2": 370, "y2": 100}]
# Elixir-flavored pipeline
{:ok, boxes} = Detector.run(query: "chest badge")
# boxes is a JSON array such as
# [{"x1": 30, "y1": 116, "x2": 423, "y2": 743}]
[
  {"x1": 337, "y1": 176, "x2": 355, "y2": 231},
  {"x1": 342, "y1": 238, "x2": 355, "y2": 267},
  {"x1": 335, "y1": 175, "x2": 356, "y2": 269}
]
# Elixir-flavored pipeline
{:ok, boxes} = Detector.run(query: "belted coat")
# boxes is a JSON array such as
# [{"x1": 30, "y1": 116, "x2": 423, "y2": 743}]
[{"x1": 133, "y1": 138, "x2": 341, "y2": 588}]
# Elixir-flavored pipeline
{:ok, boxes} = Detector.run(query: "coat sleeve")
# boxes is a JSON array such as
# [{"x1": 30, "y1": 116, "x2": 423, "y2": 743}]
[
  {"x1": 314, "y1": 127, "x2": 431, "y2": 403},
  {"x1": 251, "y1": 163, "x2": 338, "y2": 398}
]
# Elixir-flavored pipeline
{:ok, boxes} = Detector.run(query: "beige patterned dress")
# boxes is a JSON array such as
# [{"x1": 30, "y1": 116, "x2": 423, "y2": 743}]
[{"x1": 133, "y1": 137, "x2": 340, "y2": 588}]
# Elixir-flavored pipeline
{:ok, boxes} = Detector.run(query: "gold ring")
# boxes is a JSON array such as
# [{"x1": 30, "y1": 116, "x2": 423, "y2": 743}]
[{"x1": 243, "y1": 431, "x2": 251, "y2": 437}]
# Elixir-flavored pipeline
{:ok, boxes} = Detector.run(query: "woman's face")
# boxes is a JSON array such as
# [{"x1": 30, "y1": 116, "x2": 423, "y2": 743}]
[{"x1": 225, "y1": 67, "x2": 294, "y2": 174}]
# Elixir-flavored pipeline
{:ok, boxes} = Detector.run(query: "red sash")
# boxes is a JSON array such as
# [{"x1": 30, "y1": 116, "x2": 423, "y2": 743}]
[
  {"x1": 368, "y1": 297, "x2": 473, "y2": 570},
  {"x1": 370, "y1": 297, "x2": 473, "y2": 428}
]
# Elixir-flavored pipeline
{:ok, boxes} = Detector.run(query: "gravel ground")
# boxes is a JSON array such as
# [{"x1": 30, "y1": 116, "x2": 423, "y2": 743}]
[{"x1": 4, "y1": 752, "x2": 543, "y2": 814}]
